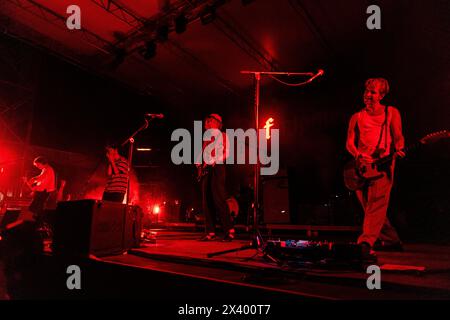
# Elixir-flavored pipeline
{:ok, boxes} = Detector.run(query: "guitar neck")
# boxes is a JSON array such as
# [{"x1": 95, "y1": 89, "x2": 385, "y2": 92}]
[
  {"x1": 376, "y1": 141, "x2": 422, "y2": 165},
  {"x1": 374, "y1": 130, "x2": 449, "y2": 165}
]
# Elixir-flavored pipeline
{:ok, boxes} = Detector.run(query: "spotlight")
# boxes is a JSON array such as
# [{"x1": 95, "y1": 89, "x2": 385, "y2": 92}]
[
  {"x1": 156, "y1": 25, "x2": 169, "y2": 42},
  {"x1": 174, "y1": 14, "x2": 188, "y2": 34},
  {"x1": 200, "y1": 5, "x2": 216, "y2": 25},
  {"x1": 139, "y1": 41, "x2": 156, "y2": 60}
]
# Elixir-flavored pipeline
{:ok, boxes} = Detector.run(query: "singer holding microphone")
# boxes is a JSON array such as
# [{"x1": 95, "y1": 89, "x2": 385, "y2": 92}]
[
  {"x1": 102, "y1": 113, "x2": 163, "y2": 204},
  {"x1": 102, "y1": 145, "x2": 129, "y2": 203}
]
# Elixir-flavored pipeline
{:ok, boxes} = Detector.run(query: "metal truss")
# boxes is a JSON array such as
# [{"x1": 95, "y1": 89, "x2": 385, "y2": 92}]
[
  {"x1": 0, "y1": 35, "x2": 34, "y2": 144},
  {"x1": 6, "y1": 0, "x2": 117, "y2": 55},
  {"x1": 114, "y1": 0, "x2": 224, "y2": 50},
  {"x1": 212, "y1": 10, "x2": 278, "y2": 71},
  {"x1": 89, "y1": 0, "x2": 143, "y2": 28}
]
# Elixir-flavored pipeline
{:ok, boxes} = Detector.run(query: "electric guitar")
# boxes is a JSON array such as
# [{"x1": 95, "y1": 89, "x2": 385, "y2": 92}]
[
  {"x1": 344, "y1": 130, "x2": 450, "y2": 191},
  {"x1": 22, "y1": 176, "x2": 39, "y2": 195}
]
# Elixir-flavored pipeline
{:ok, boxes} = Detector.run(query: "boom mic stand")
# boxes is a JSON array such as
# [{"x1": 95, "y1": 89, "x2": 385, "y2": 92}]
[
  {"x1": 121, "y1": 119, "x2": 149, "y2": 206},
  {"x1": 207, "y1": 70, "x2": 323, "y2": 262}
]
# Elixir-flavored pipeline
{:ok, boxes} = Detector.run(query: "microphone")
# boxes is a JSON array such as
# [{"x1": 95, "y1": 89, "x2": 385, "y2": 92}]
[
  {"x1": 308, "y1": 69, "x2": 324, "y2": 83},
  {"x1": 145, "y1": 113, "x2": 164, "y2": 119}
]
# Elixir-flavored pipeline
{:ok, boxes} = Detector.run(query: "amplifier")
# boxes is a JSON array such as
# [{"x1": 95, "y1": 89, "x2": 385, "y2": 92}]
[{"x1": 53, "y1": 200, "x2": 142, "y2": 257}]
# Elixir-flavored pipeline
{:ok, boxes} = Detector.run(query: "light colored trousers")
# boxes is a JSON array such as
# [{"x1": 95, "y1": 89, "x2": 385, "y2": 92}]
[{"x1": 356, "y1": 161, "x2": 401, "y2": 247}]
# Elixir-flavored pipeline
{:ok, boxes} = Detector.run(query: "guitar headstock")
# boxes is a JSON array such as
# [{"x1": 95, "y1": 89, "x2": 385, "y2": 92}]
[{"x1": 420, "y1": 130, "x2": 450, "y2": 144}]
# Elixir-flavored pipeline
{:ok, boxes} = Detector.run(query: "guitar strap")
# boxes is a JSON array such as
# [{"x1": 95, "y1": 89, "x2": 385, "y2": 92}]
[{"x1": 375, "y1": 105, "x2": 389, "y2": 151}]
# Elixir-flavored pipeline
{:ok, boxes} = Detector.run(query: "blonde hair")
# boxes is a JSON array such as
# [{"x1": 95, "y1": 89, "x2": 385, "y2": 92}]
[{"x1": 365, "y1": 78, "x2": 390, "y2": 96}]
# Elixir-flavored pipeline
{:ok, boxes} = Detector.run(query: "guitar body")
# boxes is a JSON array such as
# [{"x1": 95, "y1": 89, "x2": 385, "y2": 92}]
[
  {"x1": 343, "y1": 130, "x2": 450, "y2": 191},
  {"x1": 22, "y1": 176, "x2": 38, "y2": 197},
  {"x1": 343, "y1": 158, "x2": 387, "y2": 191}
]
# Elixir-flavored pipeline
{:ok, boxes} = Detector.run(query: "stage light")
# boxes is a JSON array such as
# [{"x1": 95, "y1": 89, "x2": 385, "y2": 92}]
[
  {"x1": 137, "y1": 148, "x2": 152, "y2": 151},
  {"x1": 156, "y1": 25, "x2": 169, "y2": 42},
  {"x1": 175, "y1": 14, "x2": 188, "y2": 34},
  {"x1": 139, "y1": 41, "x2": 157, "y2": 60},
  {"x1": 200, "y1": 5, "x2": 216, "y2": 25},
  {"x1": 153, "y1": 204, "x2": 160, "y2": 214}
]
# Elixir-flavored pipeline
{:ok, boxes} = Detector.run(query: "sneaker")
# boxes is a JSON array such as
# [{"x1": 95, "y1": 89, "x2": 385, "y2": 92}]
[
  {"x1": 222, "y1": 232, "x2": 235, "y2": 242},
  {"x1": 198, "y1": 233, "x2": 216, "y2": 241},
  {"x1": 360, "y1": 242, "x2": 378, "y2": 264}
]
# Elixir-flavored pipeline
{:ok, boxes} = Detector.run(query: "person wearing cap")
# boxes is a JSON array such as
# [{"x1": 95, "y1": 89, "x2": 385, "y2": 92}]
[{"x1": 197, "y1": 113, "x2": 235, "y2": 241}]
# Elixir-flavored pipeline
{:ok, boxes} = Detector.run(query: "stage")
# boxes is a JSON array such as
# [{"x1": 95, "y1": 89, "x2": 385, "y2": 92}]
[
  {"x1": 1, "y1": 227, "x2": 450, "y2": 301},
  {"x1": 97, "y1": 230, "x2": 450, "y2": 300}
]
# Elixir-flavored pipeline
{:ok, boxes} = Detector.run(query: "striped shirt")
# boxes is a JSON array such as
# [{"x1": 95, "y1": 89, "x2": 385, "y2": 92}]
[{"x1": 105, "y1": 158, "x2": 129, "y2": 193}]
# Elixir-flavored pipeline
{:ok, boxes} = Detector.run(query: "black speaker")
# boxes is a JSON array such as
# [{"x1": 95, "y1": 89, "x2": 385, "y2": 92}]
[
  {"x1": 0, "y1": 208, "x2": 21, "y2": 230},
  {"x1": 262, "y1": 176, "x2": 290, "y2": 224},
  {"x1": 53, "y1": 200, "x2": 142, "y2": 257},
  {"x1": 124, "y1": 205, "x2": 143, "y2": 249}
]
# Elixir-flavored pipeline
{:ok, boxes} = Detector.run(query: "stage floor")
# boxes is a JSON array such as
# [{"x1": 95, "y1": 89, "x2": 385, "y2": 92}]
[{"x1": 102, "y1": 230, "x2": 450, "y2": 300}]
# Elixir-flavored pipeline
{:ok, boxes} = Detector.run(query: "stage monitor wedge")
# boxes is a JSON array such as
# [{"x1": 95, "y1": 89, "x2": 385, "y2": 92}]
[{"x1": 53, "y1": 200, "x2": 142, "y2": 257}]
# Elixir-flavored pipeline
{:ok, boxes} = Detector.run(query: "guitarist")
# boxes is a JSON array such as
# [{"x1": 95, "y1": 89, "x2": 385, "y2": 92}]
[
  {"x1": 196, "y1": 114, "x2": 235, "y2": 241},
  {"x1": 24, "y1": 156, "x2": 56, "y2": 222},
  {"x1": 346, "y1": 78, "x2": 405, "y2": 261}
]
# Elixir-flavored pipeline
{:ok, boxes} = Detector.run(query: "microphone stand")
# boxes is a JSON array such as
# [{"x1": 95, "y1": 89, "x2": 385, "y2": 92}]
[
  {"x1": 207, "y1": 70, "x2": 321, "y2": 262},
  {"x1": 121, "y1": 119, "x2": 149, "y2": 206}
]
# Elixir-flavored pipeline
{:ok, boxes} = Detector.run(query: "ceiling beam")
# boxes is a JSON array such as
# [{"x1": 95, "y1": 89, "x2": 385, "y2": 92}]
[
  {"x1": 89, "y1": 0, "x2": 144, "y2": 28},
  {"x1": 288, "y1": 0, "x2": 335, "y2": 58},
  {"x1": 7, "y1": 0, "x2": 117, "y2": 55},
  {"x1": 166, "y1": 39, "x2": 240, "y2": 96},
  {"x1": 212, "y1": 9, "x2": 279, "y2": 71}
]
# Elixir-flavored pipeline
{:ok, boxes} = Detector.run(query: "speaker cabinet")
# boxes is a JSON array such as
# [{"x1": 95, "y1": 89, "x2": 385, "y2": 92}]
[
  {"x1": 53, "y1": 200, "x2": 142, "y2": 257},
  {"x1": 262, "y1": 176, "x2": 290, "y2": 224},
  {"x1": 0, "y1": 208, "x2": 21, "y2": 230},
  {"x1": 124, "y1": 205, "x2": 143, "y2": 249}
]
